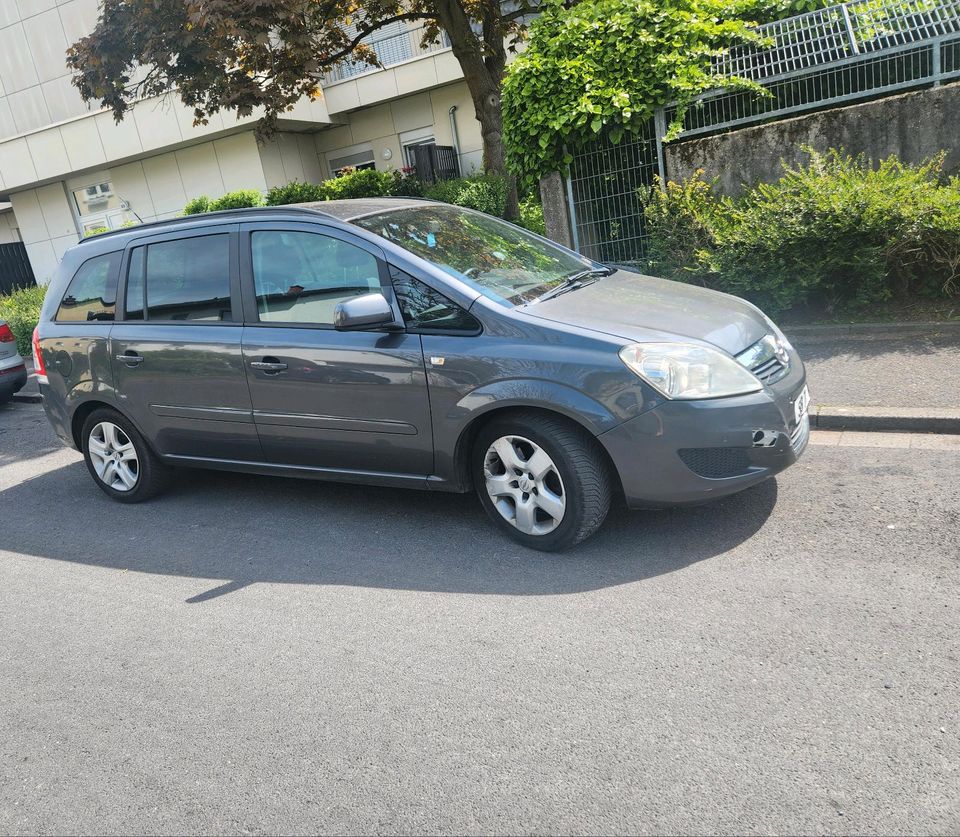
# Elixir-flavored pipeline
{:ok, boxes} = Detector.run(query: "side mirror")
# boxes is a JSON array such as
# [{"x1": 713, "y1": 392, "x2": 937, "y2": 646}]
[{"x1": 334, "y1": 292, "x2": 397, "y2": 331}]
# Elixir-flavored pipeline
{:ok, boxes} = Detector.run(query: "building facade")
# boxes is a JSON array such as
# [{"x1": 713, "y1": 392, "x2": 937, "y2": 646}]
[{"x1": 0, "y1": 2, "x2": 484, "y2": 284}]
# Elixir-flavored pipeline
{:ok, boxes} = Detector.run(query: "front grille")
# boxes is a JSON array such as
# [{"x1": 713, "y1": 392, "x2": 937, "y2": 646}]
[
  {"x1": 678, "y1": 447, "x2": 754, "y2": 479},
  {"x1": 736, "y1": 335, "x2": 790, "y2": 384},
  {"x1": 751, "y1": 355, "x2": 787, "y2": 383}
]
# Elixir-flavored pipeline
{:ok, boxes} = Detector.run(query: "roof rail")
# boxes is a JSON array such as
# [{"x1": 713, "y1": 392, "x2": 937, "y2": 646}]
[{"x1": 77, "y1": 205, "x2": 333, "y2": 245}]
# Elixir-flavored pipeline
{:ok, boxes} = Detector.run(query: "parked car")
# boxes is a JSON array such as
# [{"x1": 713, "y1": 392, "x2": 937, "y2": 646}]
[
  {"x1": 34, "y1": 199, "x2": 809, "y2": 550},
  {"x1": 0, "y1": 319, "x2": 28, "y2": 404}
]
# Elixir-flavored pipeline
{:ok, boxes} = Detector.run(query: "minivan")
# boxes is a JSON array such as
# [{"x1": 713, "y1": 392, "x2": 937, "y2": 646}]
[{"x1": 35, "y1": 199, "x2": 809, "y2": 551}]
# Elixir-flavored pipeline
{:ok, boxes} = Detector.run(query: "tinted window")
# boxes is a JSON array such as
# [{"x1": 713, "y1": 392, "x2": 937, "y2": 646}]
[
  {"x1": 127, "y1": 234, "x2": 232, "y2": 322},
  {"x1": 251, "y1": 231, "x2": 381, "y2": 325},
  {"x1": 392, "y1": 270, "x2": 480, "y2": 333},
  {"x1": 56, "y1": 252, "x2": 121, "y2": 322}
]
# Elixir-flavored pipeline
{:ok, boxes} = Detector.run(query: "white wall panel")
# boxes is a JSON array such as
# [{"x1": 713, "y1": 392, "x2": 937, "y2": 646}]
[
  {"x1": 23, "y1": 8, "x2": 68, "y2": 84},
  {"x1": 35, "y1": 182, "x2": 75, "y2": 238},
  {"x1": 140, "y1": 153, "x2": 187, "y2": 215},
  {"x1": 24, "y1": 239, "x2": 58, "y2": 284},
  {"x1": 10, "y1": 189, "x2": 50, "y2": 244}
]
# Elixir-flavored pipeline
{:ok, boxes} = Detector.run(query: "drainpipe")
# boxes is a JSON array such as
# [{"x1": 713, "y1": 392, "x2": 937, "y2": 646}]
[{"x1": 448, "y1": 105, "x2": 461, "y2": 176}]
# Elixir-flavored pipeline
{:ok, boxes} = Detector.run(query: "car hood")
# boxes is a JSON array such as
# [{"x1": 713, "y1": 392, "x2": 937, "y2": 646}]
[{"x1": 523, "y1": 270, "x2": 769, "y2": 355}]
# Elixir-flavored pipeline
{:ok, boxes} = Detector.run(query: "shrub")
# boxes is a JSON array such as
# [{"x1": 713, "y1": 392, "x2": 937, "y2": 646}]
[
  {"x1": 208, "y1": 189, "x2": 265, "y2": 211},
  {"x1": 644, "y1": 149, "x2": 960, "y2": 315},
  {"x1": 424, "y1": 175, "x2": 510, "y2": 217},
  {"x1": 518, "y1": 196, "x2": 547, "y2": 235},
  {"x1": 183, "y1": 195, "x2": 212, "y2": 215},
  {"x1": 0, "y1": 284, "x2": 46, "y2": 356},
  {"x1": 265, "y1": 181, "x2": 328, "y2": 205},
  {"x1": 324, "y1": 168, "x2": 397, "y2": 200}
]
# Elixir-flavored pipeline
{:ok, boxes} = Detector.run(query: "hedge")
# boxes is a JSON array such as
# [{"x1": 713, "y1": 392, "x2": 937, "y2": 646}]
[
  {"x1": 0, "y1": 284, "x2": 45, "y2": 357},
  {"x1": 644, "y1": 149, "x2": 960, "y2": 316},
  {"x1": 187, "y1": 169, "x2": 547, "y2": 234}
]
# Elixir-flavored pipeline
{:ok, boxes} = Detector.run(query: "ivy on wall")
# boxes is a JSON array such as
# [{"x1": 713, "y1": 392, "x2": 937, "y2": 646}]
[{"x1": 501, "y1": 0, "x2": 834, "y2": 186}]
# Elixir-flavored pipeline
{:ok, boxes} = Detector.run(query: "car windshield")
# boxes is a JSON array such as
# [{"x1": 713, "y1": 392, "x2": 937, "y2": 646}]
[{"x1": 351, "y1": 204, "x2": 595, "y2": 306}]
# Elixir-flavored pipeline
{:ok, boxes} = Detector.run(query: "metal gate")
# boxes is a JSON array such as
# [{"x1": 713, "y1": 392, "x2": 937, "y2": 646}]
[
  {"x1": 567, "y1": 0, "x2": 960, "y2": 266},
  {"x1": 0, "y1": 242, "x2": 36, "y2": 295}
]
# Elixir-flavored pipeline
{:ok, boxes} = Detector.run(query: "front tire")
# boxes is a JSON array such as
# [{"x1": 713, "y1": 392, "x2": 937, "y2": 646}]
[
  {"x1": 81, "y1": 408, "x2": 170, "y2": 503},
  {"x1": 473, "y1": 412, "x2": 613, "y2": 551}
]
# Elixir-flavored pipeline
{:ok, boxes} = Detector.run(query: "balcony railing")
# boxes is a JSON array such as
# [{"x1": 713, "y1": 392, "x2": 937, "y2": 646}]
[{"x1": 324, "y1": 23, "x2": 451, "y2": 85}]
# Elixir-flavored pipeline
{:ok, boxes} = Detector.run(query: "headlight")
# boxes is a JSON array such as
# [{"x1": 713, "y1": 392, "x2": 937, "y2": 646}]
[{"x1": 619, "y1": 342, "x2": 763, "y2": 400}]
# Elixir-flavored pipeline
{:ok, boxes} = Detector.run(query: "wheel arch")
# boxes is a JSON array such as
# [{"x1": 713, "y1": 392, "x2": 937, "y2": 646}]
[{"x1": 450, "y1": 404, "x2": 624, "y2": 499}]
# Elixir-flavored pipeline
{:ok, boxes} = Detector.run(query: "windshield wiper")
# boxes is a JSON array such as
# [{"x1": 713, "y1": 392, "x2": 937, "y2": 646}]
[{"x1": 528, "y1": 266, "x2": 615, "y2": 305}]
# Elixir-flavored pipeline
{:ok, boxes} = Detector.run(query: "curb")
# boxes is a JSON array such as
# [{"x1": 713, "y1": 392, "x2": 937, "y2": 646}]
[
  {"x1": 813, "y1": 405, "x2": 960, "y2": 434},
  {"x1": 786, "y1": 321, "x2": 960, "y2": 340},
  {"x1": 12, "y1": 392, "x2": 42, "y2": 404}
]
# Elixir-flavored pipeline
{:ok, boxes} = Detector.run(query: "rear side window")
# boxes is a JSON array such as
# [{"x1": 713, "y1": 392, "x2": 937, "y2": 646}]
[
  {"x1": 125, "y1": 234, "x2": 232, "y2": 322},
  {"x1": 391, "y1": 270, "x2": 480, "y2": 334},
  {"x1": 251, "y1": 230, "x2": 381, "y2": 325},
  {"x1": 56, "y1": 252, "x2": 121, "y2": 322}
]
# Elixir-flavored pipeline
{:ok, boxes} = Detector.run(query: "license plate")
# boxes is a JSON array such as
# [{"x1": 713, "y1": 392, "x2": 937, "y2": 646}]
[{"x1": 794, "y1": 385, "x2": 811, "y2": 425}]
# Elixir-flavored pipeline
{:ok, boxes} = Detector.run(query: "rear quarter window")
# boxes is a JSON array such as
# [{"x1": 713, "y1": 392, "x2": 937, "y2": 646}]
[{"x1": 56, "y1": 252, "x2": 121, "y2": 322}]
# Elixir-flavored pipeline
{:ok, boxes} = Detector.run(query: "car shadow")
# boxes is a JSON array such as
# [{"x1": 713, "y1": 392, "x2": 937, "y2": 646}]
[{"x1": 2, "y1": 459, "x2": 778, "y2": 602}]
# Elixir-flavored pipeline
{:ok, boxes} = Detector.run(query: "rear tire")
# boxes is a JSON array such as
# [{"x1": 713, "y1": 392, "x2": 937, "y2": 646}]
[
  {"x1": 81, "y1": 408, "x2": 170, "y2": 503},
  {"x1": 472, "y1": 412, "x2": 613, "y2": 551}
]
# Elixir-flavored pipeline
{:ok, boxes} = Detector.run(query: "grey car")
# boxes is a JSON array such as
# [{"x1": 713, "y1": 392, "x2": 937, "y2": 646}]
[
  {"x1": 34, "y1": 199, "x2": 809, "y2": 550},
  {"x1": 0, "y1": 318, "x2": 28, "y2": 404}
]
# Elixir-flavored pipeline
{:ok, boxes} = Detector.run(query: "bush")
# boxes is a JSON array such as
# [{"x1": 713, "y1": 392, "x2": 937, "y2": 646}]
[
  {"x1": 424, "y1": 175, "x2": 510, "y2": 217},
  {"x1": 265, "y1": 181, "x2": 329, "y2": 205},
  {"x1": 644, "y1": 149, "x2": 960, "y2": 316},
  {"x1": 518, "y1": 196, "x2": 547, "y2": 235},
  {"x1": 324, "y1": 168, "x2": 398, "y2": 200},
  {"x1": 208, "y1": 189, "x2": 265, "y2": 211},
  {"x1": 0, "y1": 284, "x2": 46, "y2": 356},
  {"x1": 183, "y1": 195, "x2": 212, "y2": 215}
]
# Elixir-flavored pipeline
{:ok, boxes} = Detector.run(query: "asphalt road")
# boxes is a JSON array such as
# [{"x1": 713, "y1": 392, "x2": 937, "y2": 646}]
[{"x1": 1, "y1": 400, "x2": 958, "y2": 835}]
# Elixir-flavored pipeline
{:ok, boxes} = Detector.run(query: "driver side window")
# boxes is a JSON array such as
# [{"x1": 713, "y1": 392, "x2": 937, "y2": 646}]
[{"x1": 251, "y1": 231, "x2": 381, "y2": 325}]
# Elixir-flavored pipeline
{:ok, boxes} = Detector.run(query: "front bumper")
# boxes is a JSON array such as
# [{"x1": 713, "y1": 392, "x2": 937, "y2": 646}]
[{"x1": 599, "y1": 362, "x2": 809, "y2": 508}]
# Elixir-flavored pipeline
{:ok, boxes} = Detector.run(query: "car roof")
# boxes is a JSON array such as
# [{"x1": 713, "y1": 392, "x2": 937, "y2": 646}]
[{"x1": 74, "y1": 197, "x2": 438, "y2": 250}]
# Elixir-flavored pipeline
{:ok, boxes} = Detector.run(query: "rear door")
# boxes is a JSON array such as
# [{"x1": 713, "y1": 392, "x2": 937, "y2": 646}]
[
  {"x1": 110, "y1": 225, "x2": 262, "y2": 462},
  {"x1": 239, "y1": 221, "x2": 433, "y2": 477}
]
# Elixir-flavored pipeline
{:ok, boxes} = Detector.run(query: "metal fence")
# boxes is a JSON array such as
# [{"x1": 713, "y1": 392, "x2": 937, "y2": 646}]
[
  {"x1": 0, "y1": 242, "x2": 36, "y2": 295},
  {"x1": 568, "y1": 0, "x2": 960, "y2": 266},
  {"x1": 324, "y1": 23, "x2": 450, "y2": 84}
]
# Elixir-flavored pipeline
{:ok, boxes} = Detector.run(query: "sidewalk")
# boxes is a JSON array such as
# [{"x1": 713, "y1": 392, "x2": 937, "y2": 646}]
[{"x1": 787, "y1": 325, "x2": 960, "y2": 432}]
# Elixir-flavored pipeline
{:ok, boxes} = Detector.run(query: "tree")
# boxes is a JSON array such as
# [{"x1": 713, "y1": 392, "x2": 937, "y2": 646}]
[
  {"x1": 67, "y1": 1, "x2": 544, "y2": 218},
  {"x1": 501, "y1": 0, "x2": 772, "y2": 187}
]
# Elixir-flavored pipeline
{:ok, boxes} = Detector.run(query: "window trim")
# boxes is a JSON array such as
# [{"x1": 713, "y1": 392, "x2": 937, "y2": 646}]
[
  {"x1": 117, "y1": 224, "x2": 242, "y2": 325},
  {"x1": 54, "y1": 251, "x2": 122, "y2": 324},
  {"x1": 238, "y1": 221, "x2": 401, "y2": 331},
  {"x1": 389, "y1": 266, "x2": 482, "y2": 337}
]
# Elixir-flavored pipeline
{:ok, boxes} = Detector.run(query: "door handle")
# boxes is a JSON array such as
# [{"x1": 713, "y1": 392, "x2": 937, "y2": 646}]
[
  {"x1": 250, "y1": 360, "x2": 288, "y2": 373},
  {"x1": 117, "y1": 353, "x2": 144, "y2": 366}
]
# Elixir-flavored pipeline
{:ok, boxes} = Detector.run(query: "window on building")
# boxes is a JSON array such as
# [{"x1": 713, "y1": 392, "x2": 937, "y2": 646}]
[
  {"x1": 56, "y1": 252, "x2": 121, "y2": 323},
  {"x1": 251, "y1": 231, "x2": 381, "y2": 325},
  {"x1": 391, "y1": 269, "x2": 480, "y2": 334},
  {"x1": 327, "y1": 146, "x2": 377, "y2": 177},
  {"x1": 125, "y1": 235, "x2": 232, "y2": 322}
]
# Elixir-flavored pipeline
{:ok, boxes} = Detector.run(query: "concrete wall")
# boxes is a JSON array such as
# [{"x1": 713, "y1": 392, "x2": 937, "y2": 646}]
[
  {"x1": 315, "y1": 82, "x2": 484, "y2": 179},
  {"x1": 665, "y1": 81, "x2": 960, "y2": 195},
  {"x1": 0, "y1": 0, "x2": 100, "y2": 140},
  {"x1": 0, "y1": 206, "x2": 19, "y2": 243},
  {"x1": 9, "y1": 131, "x2": 273, "y2": 284}
]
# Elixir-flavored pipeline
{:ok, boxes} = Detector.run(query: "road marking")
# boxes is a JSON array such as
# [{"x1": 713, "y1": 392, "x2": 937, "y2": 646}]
[{"x1": 809, "y1": 430, "x2": 960, "y2": 450}]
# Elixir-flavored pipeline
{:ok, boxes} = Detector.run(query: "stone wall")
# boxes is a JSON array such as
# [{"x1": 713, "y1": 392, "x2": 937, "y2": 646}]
[{"x1": 664, "y1": 81, "x2": 960, "y2": 195}]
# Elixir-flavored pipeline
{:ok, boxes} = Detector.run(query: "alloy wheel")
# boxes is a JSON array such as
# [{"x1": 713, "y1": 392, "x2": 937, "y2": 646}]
[
  {"x1": 88, "y1": 421, "x2": 139, "y2": 492},
  {"x1": 483, "y1": 435, "x2": 566, "y2": 536}
]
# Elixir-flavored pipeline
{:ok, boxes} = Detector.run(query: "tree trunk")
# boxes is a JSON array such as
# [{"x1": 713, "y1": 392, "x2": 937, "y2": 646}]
[{"x1": 432, "y1": 0, "x2": 519, "y2": 219}]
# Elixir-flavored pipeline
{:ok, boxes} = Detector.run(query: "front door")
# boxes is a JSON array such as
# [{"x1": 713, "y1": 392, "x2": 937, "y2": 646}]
[
  {"x1": 111, "y1": 225, "x2": 262, "y2": 462},
  {"x1": 239, "y1": 223, "x2": 433, "y2": 477}
]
